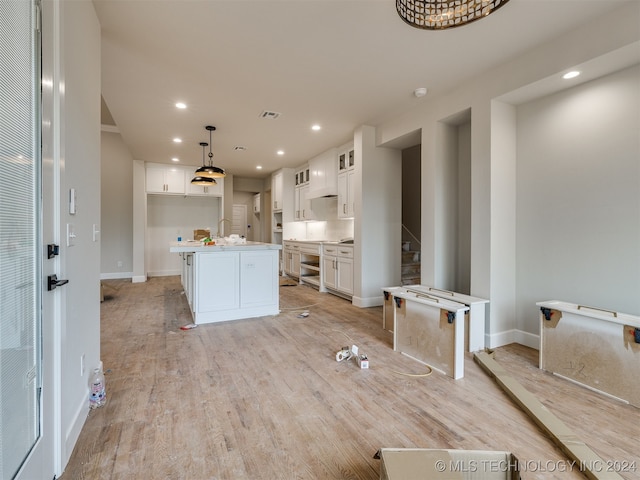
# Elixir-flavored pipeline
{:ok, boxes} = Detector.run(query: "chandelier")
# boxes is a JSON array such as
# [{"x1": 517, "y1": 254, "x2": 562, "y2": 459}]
[{"x1": 396, "y1": 0, "x2": 511, "y2": 30}]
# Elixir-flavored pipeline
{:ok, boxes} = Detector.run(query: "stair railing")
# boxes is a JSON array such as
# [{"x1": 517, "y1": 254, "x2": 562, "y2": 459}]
[{"x1": 402, "y1": 224, "x2": 421, "y2": 251}]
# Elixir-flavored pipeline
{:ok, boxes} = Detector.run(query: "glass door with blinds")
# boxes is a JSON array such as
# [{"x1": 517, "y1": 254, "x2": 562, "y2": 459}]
[{"x1": 0, "y1": 0, "x2": 44, "y2": 478}]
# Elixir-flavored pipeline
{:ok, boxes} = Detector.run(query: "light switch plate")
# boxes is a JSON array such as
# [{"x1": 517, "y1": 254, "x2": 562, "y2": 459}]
[{"x1": 67, "y1": 223, "x2": 76, "y2": 247}]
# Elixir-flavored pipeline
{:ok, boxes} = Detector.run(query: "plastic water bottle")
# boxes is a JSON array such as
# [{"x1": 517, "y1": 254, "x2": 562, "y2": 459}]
[{"x1": 89, "y1": 366, "x2": 106, "y2": 408}]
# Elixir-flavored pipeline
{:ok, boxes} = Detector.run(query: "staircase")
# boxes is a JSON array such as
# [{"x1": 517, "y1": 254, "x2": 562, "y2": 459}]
[{"x1": 401, "y1": 243, "x2": 421, "y2": 286}]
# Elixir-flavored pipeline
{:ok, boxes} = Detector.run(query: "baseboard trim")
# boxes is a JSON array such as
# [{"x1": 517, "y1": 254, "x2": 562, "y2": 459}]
[
  {"x1": 513, "y1": 329, "x2": 540, "y2": 350},
  {"x1": 100, "y1": 272, "x2": 133, "y2": 280},
  {"x1": 64, "y1": 396, "x2": 88, "y2": 469},
  {"x1": 486, "y1": 329, "x2": 540, "y2": 350},
  {"x1": 146, "y1": 270, "x2": 180, "y2": 277},
  {"x1": 352, "y1": 295, "x2": 383, "y2": 308},
  {"x1": 131, "y1": 275, "x2": 147, "y2": 283}
]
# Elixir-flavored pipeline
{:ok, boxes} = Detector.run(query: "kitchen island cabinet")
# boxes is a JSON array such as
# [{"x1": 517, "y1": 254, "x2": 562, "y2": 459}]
[{"x1": 170, "y1": 241, "x2": 281, "y2": 324}]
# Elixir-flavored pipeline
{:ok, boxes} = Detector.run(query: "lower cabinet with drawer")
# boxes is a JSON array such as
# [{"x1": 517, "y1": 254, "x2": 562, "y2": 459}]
[
  {"x1": 282, "y1": 241, "x2": 301, "y2": 279},
  {"x1": 322, "y1": 244, "x2": 353, "y2": 297}
]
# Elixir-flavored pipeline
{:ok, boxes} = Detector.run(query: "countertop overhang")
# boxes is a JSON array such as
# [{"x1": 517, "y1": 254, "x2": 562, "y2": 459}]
[{"x1": 170, "y1": 241, "x2": 282, "y2": 253}]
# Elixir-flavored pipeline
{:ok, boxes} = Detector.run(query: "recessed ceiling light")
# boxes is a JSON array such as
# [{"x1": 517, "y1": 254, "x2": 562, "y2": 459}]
[
  {"x1": 277, "y1": 150, "x2": 285, "y2": 156},
  {"x1": 171, "y1": 157, "x2": 179, "y2": 162},
  {"x1": 563, "y1": 71, "x2": 580, "y2": 80},
  {"x1": 173, "y1": 137, "x2": 182, "y2": 143},
  {"x1": 175, "y1": 102, "x2": 187, "y2": 109},
  {"x1": 256, "y1": 165, "x2": 262, "y2": 170},
  {"x1": 311, "y1": 124, "x2": 321, "y2": 131}
]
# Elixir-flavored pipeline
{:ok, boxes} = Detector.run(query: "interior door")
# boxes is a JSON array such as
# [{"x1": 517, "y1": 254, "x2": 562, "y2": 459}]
[
  {"x1": 1, "y1": 1, "x2": 55, "y2": 478},
  {"x1": 231, "y1": 204, "x2": 248, "y2": 238}
]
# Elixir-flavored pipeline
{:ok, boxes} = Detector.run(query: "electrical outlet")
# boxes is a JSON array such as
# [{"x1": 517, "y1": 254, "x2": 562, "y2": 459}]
[{"x1": 80, "y1": 353, "x2": 85, "y2": 376}]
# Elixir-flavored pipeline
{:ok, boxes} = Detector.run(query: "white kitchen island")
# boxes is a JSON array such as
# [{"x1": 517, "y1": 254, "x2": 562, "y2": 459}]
[{"x1": 170, "y1": 241, "x2": 282, "y2": 324}]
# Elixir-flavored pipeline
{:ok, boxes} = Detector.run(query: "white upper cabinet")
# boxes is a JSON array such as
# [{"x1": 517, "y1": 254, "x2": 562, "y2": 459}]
[
  {"x1": 145, "y1": 163, "x2": 225, "y2": 196},
  {"x1": 295, "y1": 184, "x2": 315, "y2": 221},
  {"x1": 295, "y1": 166, "x2": 309, "y2": 187},
  {"x1": 307, "y1": 147, "x2": 337, "y2": 199},
  {"x1": 272, "y1": 170, "x2": 283, "y2": 211},
  {"x1": 253, "y1": 193, "x2": 261, "y2": 214},
  {"x1": 146, "y1": 164, "x2": 186, "y2": 194},
  {"x1": 337, "y1": 169, "x2": 355, "y2": 218},
  {"x1": 338, "y1": 144, "x2": 355, "y2": 173}
]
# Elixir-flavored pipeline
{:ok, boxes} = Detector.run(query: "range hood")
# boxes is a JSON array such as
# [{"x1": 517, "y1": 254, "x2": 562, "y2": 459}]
[
  {"x1": 306, "y1": 186, "x2": 337, "y2": 199},
  {"x1": 306, "y1": 147, "x2": 338, "y2": 199}
]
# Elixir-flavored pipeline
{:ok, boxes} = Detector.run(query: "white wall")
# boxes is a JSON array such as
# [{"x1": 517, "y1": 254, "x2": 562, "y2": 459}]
[
  {"x1": 456, "y1": 122, "x2": 471, "y2": 295},
  {"x1": 435, "y1": 121, "x2": 459, "y2": 290},
  {"x1": 57, "y1": 0, "x2": 102, "y2": 469},
  {"x1": 146, "y1": 195, "x2": 221, "y2": 276},
  {"x1": 489, "y1": 100, "x2": 517, "y2": 345},
  {"x1": 101, "y1": 131, "x2": 133, "y2": 278},
  {"x1": 374, "y1": 2, "x2": 640, "y2": 346},
  {"x1": 516, "y1": 65, "x2": 640, "y2": 333},
  {"x1": 132, "y1": 160, "x2": 146, "y2": 282},
  {"x1": 354, "y1": 125, "x2": 402, "y2": 307}
]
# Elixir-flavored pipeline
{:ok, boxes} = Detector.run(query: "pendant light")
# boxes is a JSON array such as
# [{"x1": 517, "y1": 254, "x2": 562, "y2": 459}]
[
  {"x1": 191, "y1": 142, "x2": 217, "y2": 186},
  {"x1": 203, "y1": 125, "x2": 225, "y2": 178},
  {"x1": 396, "y1": 0, "x2": 511, "y2": 30}
]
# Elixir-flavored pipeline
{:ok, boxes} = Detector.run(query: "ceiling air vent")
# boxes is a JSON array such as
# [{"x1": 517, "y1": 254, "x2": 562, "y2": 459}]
[
  {"x1": 259, "y1": 110, "x2": 281, "y2": 120},
  {"x1": 234, "y1": 146, "x2": 247, "y2": 151}
]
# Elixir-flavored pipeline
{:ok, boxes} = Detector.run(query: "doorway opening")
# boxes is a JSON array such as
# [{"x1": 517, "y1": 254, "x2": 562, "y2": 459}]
[{"x1": 401, "y1": 145, "x2": 422, "y2": 285}]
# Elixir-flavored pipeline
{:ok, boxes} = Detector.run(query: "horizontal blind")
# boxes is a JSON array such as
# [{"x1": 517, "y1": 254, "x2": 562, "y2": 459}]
[{"x1": 0, "y1": 0, "x2": 41, "y2": 478}]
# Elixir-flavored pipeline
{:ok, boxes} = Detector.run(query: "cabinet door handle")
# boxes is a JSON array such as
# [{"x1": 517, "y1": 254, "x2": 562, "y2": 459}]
[{"x1": 343, "y1": 204, "x2": 346, "y2": 214}]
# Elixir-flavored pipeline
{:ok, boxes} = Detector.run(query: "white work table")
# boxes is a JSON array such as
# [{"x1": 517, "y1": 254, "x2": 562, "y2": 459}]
[{"x1": 170, "y1": 241, "x2": 282, "y2": 325}]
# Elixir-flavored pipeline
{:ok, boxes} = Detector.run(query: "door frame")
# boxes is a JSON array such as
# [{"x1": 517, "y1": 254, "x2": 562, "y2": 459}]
[{"x1": 15, "y1": 0, "x2": 61, "y2": 478}]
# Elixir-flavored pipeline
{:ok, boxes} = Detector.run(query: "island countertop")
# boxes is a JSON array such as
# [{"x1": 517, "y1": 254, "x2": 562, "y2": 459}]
[
  {"x1": 169, "y1": 240, "x2": 282, "y2": 253},
  {"x1": 171, "y1": 240, "x2": 281, "y2": 324}
]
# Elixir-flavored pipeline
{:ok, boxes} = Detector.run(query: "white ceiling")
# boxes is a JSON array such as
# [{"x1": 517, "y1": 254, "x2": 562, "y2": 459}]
[{"x1": 94, "y1": 0, "x2": 634, "y2": 179}]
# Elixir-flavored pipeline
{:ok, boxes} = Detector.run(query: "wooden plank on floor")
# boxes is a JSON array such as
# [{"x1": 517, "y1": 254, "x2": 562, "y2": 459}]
[{"x1": 474, "y1": 351, "x2": 625, "y2": 480}]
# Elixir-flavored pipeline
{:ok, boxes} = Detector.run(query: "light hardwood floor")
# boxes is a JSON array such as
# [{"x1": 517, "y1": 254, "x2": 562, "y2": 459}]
[{"x1": 61, "y1": 276, "x2": 639, "y2": 479}]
